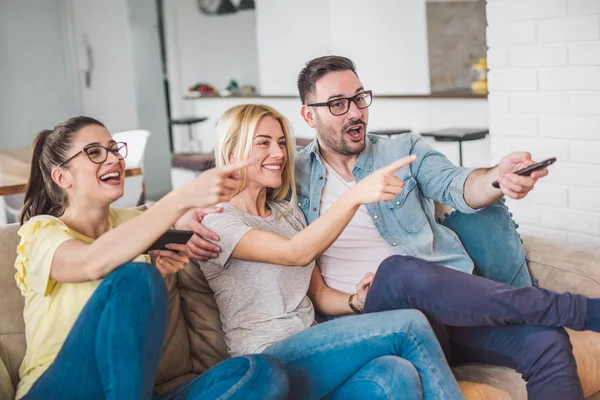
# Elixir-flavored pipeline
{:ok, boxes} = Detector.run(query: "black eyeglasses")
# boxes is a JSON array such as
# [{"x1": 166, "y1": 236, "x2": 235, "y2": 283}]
[
  {"x1": 57, "y1": 142, "x2": 128, "y2": 167},
  {"x1": 307, "y1": 90, "x2": 373, "y2": 116}
]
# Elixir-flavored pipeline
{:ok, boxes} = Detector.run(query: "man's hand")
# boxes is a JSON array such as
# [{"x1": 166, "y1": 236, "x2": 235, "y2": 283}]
[
  {"x1": 497, "y1": 152, "x2": 548, "y2": 200},
  {"x1": 174, "y1": 207, "x2": 223, "y2": 261}
]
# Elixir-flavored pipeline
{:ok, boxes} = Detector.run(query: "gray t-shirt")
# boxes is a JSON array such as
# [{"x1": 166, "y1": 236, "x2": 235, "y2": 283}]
[{"x1": 199, "y1": 201, "x2": 315, "y2": 356}]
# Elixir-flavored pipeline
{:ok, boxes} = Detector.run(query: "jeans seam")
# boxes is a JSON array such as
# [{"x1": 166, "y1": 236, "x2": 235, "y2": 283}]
[{"x1": 217, "y1": 356, "x2": 256, "y2": 400}]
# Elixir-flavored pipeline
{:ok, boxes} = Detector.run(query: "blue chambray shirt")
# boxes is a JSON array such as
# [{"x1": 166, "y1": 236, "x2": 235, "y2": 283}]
[{"x1": 295, "y1": 133, "x2": 478, "y2": 274}]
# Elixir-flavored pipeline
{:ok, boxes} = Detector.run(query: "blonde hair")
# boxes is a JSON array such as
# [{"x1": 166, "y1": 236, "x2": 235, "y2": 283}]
[{"x1": 215, "y1": 104, "x2": 297, "y2": 206}]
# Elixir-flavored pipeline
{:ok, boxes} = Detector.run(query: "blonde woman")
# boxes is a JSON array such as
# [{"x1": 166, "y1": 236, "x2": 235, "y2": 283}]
[{"x1": 178, "y1": 105, "x2": 464, "y2": 400}]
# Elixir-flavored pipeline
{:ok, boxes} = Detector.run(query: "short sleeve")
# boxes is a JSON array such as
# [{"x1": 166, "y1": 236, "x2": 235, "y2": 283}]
[
  {"x1": 201, "y1": 211, "x2": 252, "y2": 270},
  {"x1": 14, "y1": 216, "x2": 74, "y2": 296}
]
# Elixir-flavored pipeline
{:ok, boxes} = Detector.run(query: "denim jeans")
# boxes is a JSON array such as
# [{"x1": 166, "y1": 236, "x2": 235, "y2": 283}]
[
  {"x1": 154, "y1": 355, "x2": 289, "y2": 400},
  {"x1": 364, "y1": 255, "x2": 586, "y2": 400},
  {"x1": 263, "y1": 309, "x2": 463, "y2": 400},
  {"x1": 24, "y1": 263, "x2": 288, "y2": 400}
]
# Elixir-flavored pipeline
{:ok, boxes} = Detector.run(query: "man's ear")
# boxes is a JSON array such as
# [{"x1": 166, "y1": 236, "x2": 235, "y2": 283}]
[
  {"x1": 300, "y1": 105, "x2": 317, "y2": 129},
  {"x1": 51, "y1": 167, "x2": 73, "y2": 190}
]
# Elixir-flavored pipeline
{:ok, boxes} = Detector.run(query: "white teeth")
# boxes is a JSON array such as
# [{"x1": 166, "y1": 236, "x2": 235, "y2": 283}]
[
  {"x1": 263, "y1": 165, "x2": 281, "y2": 170},
  {"x1": 99, "y1": 172, "x2": 120, "y2": 180}
]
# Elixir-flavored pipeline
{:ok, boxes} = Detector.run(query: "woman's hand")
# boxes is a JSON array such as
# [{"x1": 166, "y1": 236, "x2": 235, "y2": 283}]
[
  {"x1": 348, "y1": 155, "x2": 416, "y2": 205},
  {"x1": 150, "y1": 243, "x2": 190, "y2": 279},
  {"x1": 180, "y1": 160, "x2": 254, "y2": 209},
  {"x1": 356, "y1": 272, "x2": 375, "y2": 310}
]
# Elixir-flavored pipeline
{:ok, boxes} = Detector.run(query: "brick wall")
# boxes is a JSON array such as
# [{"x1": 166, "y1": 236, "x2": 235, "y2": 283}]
[{"x1": 486, "y1": 0, "x2": 600, "y2": 249}]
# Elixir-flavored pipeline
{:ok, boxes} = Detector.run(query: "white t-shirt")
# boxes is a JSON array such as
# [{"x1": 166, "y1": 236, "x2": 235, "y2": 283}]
[{"x1": 318, "y1": 161, "x2": 403, "y2": 294}]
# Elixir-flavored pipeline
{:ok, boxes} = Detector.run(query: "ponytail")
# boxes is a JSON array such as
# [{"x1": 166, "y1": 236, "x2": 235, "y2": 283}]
[
  {"x1": 19, "y1": 116, "x2": 105, "y2": 225},
  {"x1": 20, "y1": 130, "x2": 61, "y2": 224}
]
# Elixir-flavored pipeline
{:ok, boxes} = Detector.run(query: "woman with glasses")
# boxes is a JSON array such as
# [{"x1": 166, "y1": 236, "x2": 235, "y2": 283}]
[
  {"x1": 182, "y1": 104, "x2": 464, "y2": 400},
  {"x1": 14, "y1": 116, "x2": 289, "y2": 400}
]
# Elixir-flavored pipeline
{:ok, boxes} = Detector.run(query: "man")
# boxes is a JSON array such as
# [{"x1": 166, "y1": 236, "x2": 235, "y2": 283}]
[
  {"x1": 293, "y1": 55, "x2": 592, "y2": 400},
  {"x1": 180, "y1": 56, "x2": 597, "y2": 399}
]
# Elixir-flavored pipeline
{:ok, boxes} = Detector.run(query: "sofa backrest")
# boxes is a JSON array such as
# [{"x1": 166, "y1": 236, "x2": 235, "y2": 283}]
[
  {"x1": 0, "y1": 223, "x2": 26, "y2": 391},
  {"x1": 0, "y1": 221, "x2": 194, "y2": 392}
]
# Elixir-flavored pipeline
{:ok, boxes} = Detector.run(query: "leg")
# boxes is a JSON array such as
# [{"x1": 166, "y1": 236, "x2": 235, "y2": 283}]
[
  {"x1": 24, "y1": 262, "x2": 168, "y2": 400},
  {"x1": 155, "y1": 355, "x2": 289, "y2": 400},
  {"x1": 364, "y1": 255, "x2": 587, "y2": 330},
  {"x1": 326, "y1": 356, "x2": 423, "y2": 400},
  {"x1": 263, "y1": 309, "x2": 462, "y2": 400},
  {"x1": 448, "y1": 325, "x2": 584, "y2": 400}
]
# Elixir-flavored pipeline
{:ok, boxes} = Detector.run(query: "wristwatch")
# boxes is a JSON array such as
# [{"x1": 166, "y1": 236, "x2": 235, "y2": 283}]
[{"x1": 348, "y1": 293, "x2": 363, "y2": 314}]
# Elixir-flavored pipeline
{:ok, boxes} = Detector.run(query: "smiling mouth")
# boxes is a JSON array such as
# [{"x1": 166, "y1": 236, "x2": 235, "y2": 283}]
[
  {"x1": 263, "y1": 165, "x2": 282, "y2": 172},
  {"x1": 99, "y1": 171, "x2": 122, "y2": 184}
]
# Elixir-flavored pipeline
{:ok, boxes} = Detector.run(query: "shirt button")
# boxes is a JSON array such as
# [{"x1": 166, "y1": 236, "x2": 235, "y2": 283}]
[
  {"x1": 298, "y1": 202, "x2": 302, "y2": 207},
  {"x1": 313, "y1": 207, "x2": 317, "y2": 211},
  {"x1": 392, "y1": 242, "x2": 397, "y2": 246},
  {"x1": 373, "y1": 215, "x2": 379, "y2": 220},
  {"x1": 396, "y1": 201, "x2": 400, "y2": 206},
  {"x1": 319, "y1": 176, "x2": 324, "y2": 180}
]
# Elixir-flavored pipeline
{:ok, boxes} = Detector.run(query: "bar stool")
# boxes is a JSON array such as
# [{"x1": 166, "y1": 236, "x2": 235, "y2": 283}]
[
  {"x1": 170, "y1": 116, "x2": 208, "y2": 153},
  {"x1": 420, "y1": 128, "x2": 489, "y2": 167},
  {"x1": 369, "y1": 128, "x2": 412, "y2": 138}
]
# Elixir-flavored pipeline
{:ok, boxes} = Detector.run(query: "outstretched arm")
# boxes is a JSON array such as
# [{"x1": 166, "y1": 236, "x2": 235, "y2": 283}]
[{"x1": 230, "y1": 156, "x2": 415, "y2": 266}]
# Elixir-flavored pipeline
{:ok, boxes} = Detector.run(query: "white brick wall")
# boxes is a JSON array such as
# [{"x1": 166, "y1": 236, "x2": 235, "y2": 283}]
[{"x1": 487, "y1": 0, "x2": 600, "y2": 250}]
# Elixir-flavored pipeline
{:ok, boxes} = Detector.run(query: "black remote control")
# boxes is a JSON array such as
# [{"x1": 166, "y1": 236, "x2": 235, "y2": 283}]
[{"x1": 492, "y1": 157, "x2": 556, "y2": 189}]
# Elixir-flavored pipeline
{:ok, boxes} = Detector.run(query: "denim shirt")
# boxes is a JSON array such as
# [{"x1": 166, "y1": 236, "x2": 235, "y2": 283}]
[{"x1": 295, "y1": 133, "x2": 478, "y2": 274}]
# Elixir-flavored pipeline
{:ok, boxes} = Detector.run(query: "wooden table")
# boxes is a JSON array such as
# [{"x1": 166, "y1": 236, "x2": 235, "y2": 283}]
[{"x1": 0, "y1": 147, "x2": 142, "y2": 196}]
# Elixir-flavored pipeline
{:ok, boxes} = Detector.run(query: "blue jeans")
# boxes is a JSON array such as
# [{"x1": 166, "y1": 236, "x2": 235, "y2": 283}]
[
  {"x1": 154, "y1": 356, "x2": 289, "y2": 400},
  {"x1": 24, "y1": 263, "x2": 288, "y2": 400},
  {"x1": 364, "y1": 256, "x2": 586, "y2": 400},
  {"x1": 263, "y1": 309, "x2": 463, "y2": 400}
]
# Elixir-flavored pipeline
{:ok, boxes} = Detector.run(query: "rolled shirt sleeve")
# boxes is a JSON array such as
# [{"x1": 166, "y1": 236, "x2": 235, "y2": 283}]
[{"x1": 409, "y1": 135, "x2": 480, "y2": 214}]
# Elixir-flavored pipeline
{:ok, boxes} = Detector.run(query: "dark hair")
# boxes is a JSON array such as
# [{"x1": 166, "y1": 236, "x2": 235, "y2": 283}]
[
  {"x1": 20, "y1": 116, "x2": 105, "y2": 225},
  {"x1": 297, "y1": 55, "x2": 358, "y2": 104}
]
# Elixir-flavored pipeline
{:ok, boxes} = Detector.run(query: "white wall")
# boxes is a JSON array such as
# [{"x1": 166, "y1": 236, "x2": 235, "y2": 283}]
[
  {"x1": 186, "y1": 97, "x2": 490, "y2": 167},
  {"x1": 165, "y1": 0, "x2": 260, "y2": 118},
  {"x1": 486, "y1": 0, "x2": 600, "y2": 249},
  {"x1": 254, "y1": 0, "x2": 331, "y2": 96},
  {"x1": 0, "y1": 0, "x2": 79, "y2": 149},
  {"x1": 70, "y1": 0, "x2": 139, "y2": 132},
  {"x1": 329, "y1": 0, "x2": 431, "y2": 95},
  {"x1": 254, "y1": 0, "x2": 431, "y2": 96}
]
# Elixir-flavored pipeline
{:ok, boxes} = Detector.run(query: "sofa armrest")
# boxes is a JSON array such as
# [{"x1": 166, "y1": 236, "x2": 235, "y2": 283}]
[{"x1": 522, "y1": 235, "x2": 600, "y2": 297}]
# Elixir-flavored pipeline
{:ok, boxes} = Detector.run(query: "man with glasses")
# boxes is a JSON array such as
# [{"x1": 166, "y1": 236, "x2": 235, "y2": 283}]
[{"x1": 294, "y1": 55, "x2": 588, "y2": 399}]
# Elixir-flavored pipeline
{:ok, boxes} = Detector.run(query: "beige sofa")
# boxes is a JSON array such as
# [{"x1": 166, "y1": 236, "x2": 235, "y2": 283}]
[{"x1": 1, "y1": 220, "x2": 600, "y2": 399}]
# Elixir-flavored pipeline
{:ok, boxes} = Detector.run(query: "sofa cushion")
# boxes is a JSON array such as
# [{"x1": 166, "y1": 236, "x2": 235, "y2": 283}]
[
  {"x1": 178, "y1": 261, "x2": 228, "y2": 374},
  {"x1": 154, "y1": 273, "x2": 194, "y2": 385},
  {"x1": 0, "y1": 349, "x2": 15, "y2": 400},
  {"x1": 568, "y1": 329, "x2": 600, "y2": 398},
  {"x1": 439, "y1": 199, "x2": 532, "y2": 287},
  {"x1": 0, "y1": 223, "x2": 26, "y2": 390}
]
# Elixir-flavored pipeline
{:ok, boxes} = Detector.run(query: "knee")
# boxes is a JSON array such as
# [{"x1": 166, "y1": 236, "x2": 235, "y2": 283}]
[
  {"x1": 377, "y1": 256, "x2": 427, "y2": 282},
  {"x1": 375, "y1": 256, "x2": 438, "y2": 295},
  {"x1": 245, "y1": 355, "x2": 289, "y2": 399},
  {"x1": 106, "y1": 262, "x2": 167, "y2": 306},
  {"x1": 377, "y1": 309, "x2": 434, "y2": 337},
  {"x1": 519, "y1": 327, "x2": 576, "y2": 374},
  {"x1": 359, "y1": 356, "x2": 422, "y2": 399}
]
